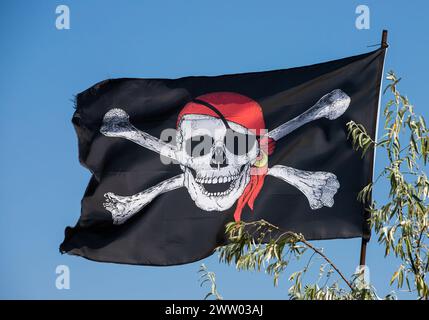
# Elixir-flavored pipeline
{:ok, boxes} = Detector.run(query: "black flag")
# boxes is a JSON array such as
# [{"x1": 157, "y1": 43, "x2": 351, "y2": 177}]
[{"x1": 60, "y1": 47, "x2": 386, "y2": 265}]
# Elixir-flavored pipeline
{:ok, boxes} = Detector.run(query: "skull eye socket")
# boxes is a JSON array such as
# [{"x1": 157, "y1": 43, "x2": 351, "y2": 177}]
[
  {"x1": 185, "y1": 135, "x2": 214, "y2": 157},
  {"x1": 224, "y1": 129, "x2": 257, "y2": 156}
]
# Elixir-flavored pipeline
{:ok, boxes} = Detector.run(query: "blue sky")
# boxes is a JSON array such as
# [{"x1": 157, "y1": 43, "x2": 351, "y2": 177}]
[{"x1": 0, "y1": 0, "x2": 428, "y2": 299}]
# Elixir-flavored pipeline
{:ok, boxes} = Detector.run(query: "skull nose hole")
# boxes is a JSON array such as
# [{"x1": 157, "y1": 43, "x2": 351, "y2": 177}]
[{"x1": 210, "y1": 146, "x2": 228, "y2": 169}]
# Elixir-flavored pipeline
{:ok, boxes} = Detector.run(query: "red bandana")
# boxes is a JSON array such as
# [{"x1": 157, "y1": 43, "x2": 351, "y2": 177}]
[{"x1": 177, "y1": 92, "x2": 275, "y2": 221}]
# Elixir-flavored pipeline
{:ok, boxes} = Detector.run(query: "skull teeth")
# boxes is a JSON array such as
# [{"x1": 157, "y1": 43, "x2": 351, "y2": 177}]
[
  {"x1": 195, "y1": 174, "x2": 239, "y2": 184},
  {"x1": 202, "y1": 183, "x2": 236, "y2": 197}
]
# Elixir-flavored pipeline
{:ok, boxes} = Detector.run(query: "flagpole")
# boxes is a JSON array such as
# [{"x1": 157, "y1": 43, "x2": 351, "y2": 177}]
[
  {"x1": 381, "y1": 29, "x2": 388, "y2": 49},
  {"x1": 359, "y1": 238, "x2": 368, "y2": 266},
  {"x1": 359, "y1": 30, "x2": 388, "y2": 267}
]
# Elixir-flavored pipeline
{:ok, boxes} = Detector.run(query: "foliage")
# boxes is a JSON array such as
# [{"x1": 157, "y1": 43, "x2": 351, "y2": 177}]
[
  {"x1": 198, "y1": 264, "x2": 223, "y2": 300},
  {"x1": 347, "y1": 71, "x2": 429, "y2": 299},
  {"x1": 216, "y1": 220, "x2": 392, "y2": 300}
]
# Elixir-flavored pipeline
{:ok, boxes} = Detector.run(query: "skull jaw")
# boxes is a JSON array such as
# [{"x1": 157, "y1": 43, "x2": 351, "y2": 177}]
[{"x1": 183, "y1": 164, "x2": 251, "y2": 212}]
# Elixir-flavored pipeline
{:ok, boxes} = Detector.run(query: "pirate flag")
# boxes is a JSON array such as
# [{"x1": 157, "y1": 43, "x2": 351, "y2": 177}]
[{"x1": 60, "y1": 47, "x2": 386, "y2": 265}]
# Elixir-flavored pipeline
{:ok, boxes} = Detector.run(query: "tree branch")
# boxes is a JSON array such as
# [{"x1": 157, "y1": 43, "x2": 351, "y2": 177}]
[{"x1": 250, "y1": 220, "x2": 354, "y2": 291}]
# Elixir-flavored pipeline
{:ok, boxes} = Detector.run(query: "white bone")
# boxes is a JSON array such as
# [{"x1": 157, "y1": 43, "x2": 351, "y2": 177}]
[
  {"x1": 100, "y1": 108, "x2": 181, "y2": 163},
  {"x1": 267, "y1": 89, "x2": 351, "y2": 141},
  {"x1": 103, "y1": 174, "x2": 185, "y2": 224},
  {"x1": 267, "y1": 165, "x2": 340, "y2": 209}
]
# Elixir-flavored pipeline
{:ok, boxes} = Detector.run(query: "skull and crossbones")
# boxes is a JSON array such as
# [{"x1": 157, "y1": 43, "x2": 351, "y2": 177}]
[{"x1": 100, "y1": 89, "x2": 350, "y2": 224}]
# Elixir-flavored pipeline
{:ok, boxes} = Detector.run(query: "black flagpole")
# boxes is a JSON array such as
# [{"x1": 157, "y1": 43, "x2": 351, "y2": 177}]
[
  {"x1": 359, "y1": 238, "x2": 368, "y2": 266},
  {"x1": 359, "y1": 29, "x2": 388, "y2": 267},
  {"x1": 381, "y1": 29, "x2": 388, "y2": 49}
]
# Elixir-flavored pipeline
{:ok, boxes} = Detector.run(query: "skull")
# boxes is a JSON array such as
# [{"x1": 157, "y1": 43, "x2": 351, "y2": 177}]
[{"x1": 177, "y1": 114, "x2": 259, "y2": 211}]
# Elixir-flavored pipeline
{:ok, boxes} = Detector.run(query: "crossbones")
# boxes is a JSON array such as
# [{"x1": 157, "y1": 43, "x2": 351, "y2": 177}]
[{"x1": 100, "y1": 89, "x2": 350, "y2": 224}]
